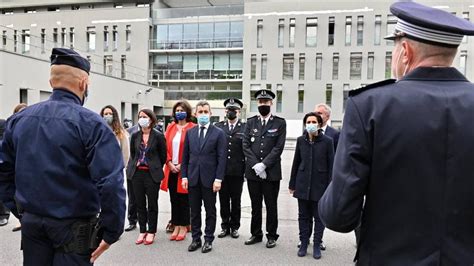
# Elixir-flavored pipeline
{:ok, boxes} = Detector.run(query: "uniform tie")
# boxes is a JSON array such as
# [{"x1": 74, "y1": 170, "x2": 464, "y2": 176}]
[
  {"x1": 230, "y1": 124, "x2": 234, "y2": 132},
  {"x1": 262, "y1": 119, "x2": 266, "y2": 128}
]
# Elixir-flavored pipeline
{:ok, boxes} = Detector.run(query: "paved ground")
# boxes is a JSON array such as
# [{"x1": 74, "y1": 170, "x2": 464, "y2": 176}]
[{"x1": 0, "y1": 148, "x2": 357, "y2": 265}]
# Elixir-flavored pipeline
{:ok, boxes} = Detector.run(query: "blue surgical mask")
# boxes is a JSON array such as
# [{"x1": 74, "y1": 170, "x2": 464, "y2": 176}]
[
  {"x1": 306, "y1": 124, "x2": 318, "y2": 134},
  {"x1": 175, "y1": 111, "x2": 187, "y2": 121},
  {"x1": 197, "y1": 115, "x2": 209, "y2": 126},
  {"x1": 138, "y1": 117, "x2": 150, "y2": 128}
]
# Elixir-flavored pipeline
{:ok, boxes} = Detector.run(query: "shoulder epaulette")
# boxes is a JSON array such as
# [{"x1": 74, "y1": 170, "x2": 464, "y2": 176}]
[
  {"x1": 349, "y1": 79, "x2": 396, "y2": 97},
  {"x1": 270, "y1": 115, "x2": 284, "y2": 120},
  {"x1": 247, "y1": 115, "x2": 258, "y2": 120}
]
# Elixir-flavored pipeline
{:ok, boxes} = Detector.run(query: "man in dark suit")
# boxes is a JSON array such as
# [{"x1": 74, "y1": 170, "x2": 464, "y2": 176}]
[
  {"x1": 182, "y1": 101, "x2": 227, "y2": 253},
  {"x1": 319, "y1": 2, "x2": 474, "y2": 264},
  {"x1": 215, "y1": 98, "x2": 246, "y2": 239},
  {"x1": 243, "y1": 89, "x2": 286, "y2": 248},
  {"x1": 315, "y1": 104, "x2": 339, "y2": 151}
]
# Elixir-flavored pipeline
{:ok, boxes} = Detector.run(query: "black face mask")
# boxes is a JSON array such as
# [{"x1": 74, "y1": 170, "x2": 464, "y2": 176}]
[
  {"x1": 258, "y1": 105, "x2": 271, "y2": 117},
  {"x1": 226, "y1": 110, "x2": 237, "y2": 120}
]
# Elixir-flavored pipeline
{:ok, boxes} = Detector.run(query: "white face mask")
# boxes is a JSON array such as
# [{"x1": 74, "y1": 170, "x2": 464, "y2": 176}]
[{"x1": 138, "y1": 117, "x2": 150, "y2": 128}]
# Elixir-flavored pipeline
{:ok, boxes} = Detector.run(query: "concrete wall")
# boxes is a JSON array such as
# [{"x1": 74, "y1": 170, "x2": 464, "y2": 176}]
[{"x1": 0, "y1": 50, "x2": 164, "y2": 120}]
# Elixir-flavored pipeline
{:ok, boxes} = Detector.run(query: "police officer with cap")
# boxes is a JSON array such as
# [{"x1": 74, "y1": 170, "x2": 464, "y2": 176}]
[
  {"x1": 0, "y1": 48, "x2": 126, "y2": 265},
  {"x1": 214, "y1": 98, "x2": 246, "y2": 239},
  {"x1": 319, "y1": 1, "x2": 474, "y2": 264},
  {"x1": 243, "y1": 89, "x2": 286, "y2": 248}
]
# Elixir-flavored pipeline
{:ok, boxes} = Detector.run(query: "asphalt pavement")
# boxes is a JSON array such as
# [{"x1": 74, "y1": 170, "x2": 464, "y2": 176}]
[{"x1": 0, "y1": 148, "x2": 357, "y2": 265}]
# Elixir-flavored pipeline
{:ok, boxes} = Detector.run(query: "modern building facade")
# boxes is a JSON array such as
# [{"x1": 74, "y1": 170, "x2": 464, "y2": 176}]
[
  {"x1": 0, "y1": 0, "x2": 163, "y2": 122},
  {"x1": 149, "y1": 0, "x2": 244, "y2": 123},
  {"x1": 242, "y1": 0, "x2": 474, "y2": 132}
]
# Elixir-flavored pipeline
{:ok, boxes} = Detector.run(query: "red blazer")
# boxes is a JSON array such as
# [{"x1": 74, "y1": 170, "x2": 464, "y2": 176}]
[{"x1": 160, "y1": 121, "x2": 196, "y2": 193}]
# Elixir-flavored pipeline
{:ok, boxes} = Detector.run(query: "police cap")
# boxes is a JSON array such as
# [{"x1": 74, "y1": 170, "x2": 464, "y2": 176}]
[
  {"x1": 254, "y1": 89, "x2": 275, "y2": 100},
  {"x1": 384, "y1": 1, "x2": 474, "y2": 47},
  {"x1": 223, "y1": 97, "x2": 243, "y2": 109},
  {"x1": 50, "y1": 48, "x2": 91, "y2": 74}
]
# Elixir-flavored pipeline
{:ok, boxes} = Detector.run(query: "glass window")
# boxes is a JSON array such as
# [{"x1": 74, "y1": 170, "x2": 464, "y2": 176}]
[
  {"x1": 261, "y1": 54, "x2": 267, "y2": 80},
  {"x1": 462, "y1": 12, "x2": 469, "y2": 43},
  {"x1": 214, "y1": 22, "x2": 230, "y2": 47},
  {"x1": 316, "y1": 53, "x2": 322, "y2": 80},
  {"x1": 276, "y1": 88, "x2": 283, "y2": 113},
  {"x1": 3, "y1": 30, "x2": 8, "y2": 48},
  {"x1": 40, "y1": 29, "x2": 45, "y2": 52},
  {"x1": 278, "y1": 19, "x2": 284, "y2": 48},
  {"x1": 250, "y1": 54, "x2": 257, "y2": 80},
  {"x1": 257, "y1": 19, "x2": 263, "y2": 48},
  {"x1": 374, "y1": 15, "x2": 381, "y2": 45},
  {"x1": 332, "y1": 53, "x2": 339, "y2": 80},
  {"x1": 198, "y1": 23, "x2": 214, "y2": 48},
  {"x1": 121, "y1": 55, "x2": 126, "y2": 79},
  {"x1": 61, "y1": 28, "x2": 66, "y2": 47},
  {"x1": 357, "y1": 16, "x2": 363, "y2": 46},
  {"x1": 298, "y1": 86, "x2": 304, "y2": 113},
  {"x1": 350, "y1": 52, "x2": 362, "y2": 80},
  {"x1": 157, "y1": 25, "x2": 168, "y2": 43},
  {"x1": 69, "y1": 27, "x2": 75, "y2": 49},
  {"x1": 306, "y1": 18, "x2": 317, "y2": 47},
  {"x1": 343, "y1": 84, "x2": 350, "y2": 112},
  {"x1": 230, "y1": 53, "x2": 243, "y2": 70},
  {"x1": 459, "y1": 50, "x2": 467, "y2": 75},
  {"x1": 230, "y1": 21, "x2": 243, "y2": 47},
  {"x1": 328, "y1": 17, "x2": 335, "y2": 46},
  {"x1": 326, "y1": 84, "x2": 332, "y2": 107},
  {"x1": 169, "y1": 24, "x2": 183, "y2": 48},
  {"x1": 182, "y1": 23, "x2": 198, "y2": 48},
  {"x1": 283, "y1": 53, "x2": 294, "y2": 80},
  {"x1": 53, "y1": 28, "x2": 58, "y2": 47},
  {"x1": 22, "y1": 29, "x2": 30, "y2": 53},
  {"x1": 250, "y1": 84, "x2": 260, "y2": 112},
  {"x1": 112, "y1": 25, "x2": 118, "y2": 51},
  {"x1": 126, "y1": 25, "x2": 131, "y2": 51},
  {"x1": 214, "y1": 53, "x2": 229, "y2": 70},
  {"x1": 367, "y1": 52, "x2": 374, "y2": 80},
  {"x1": 345, "y1": 16, "x2": 352, "y2": 46},
  {"x1": 183, "y1": 54, "x2": 198, "y2": 72},
  {"x1": 299, "y1": 54, "x2": 305, "y2": 80},
  {"x1": 87, "y1": 26, "x2": 96, "y2": 51},
  {"x1": 385, "y1": 52, "x2": 392, "y2": 79},
  {"x1": 198, "y1": 54, "x2": 213, "y2": 70},
  {"x1": 289, "y1": 18, "x2": 296, "y2": 47},
  {"x1": 103, "y1": 26, "x2": 109, "y2": 51},
  {"x1": 386, "y1": 15, "x2": 397, "y2": 45}
]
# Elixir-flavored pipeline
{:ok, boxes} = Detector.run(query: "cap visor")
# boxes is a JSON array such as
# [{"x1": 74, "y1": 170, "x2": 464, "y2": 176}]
[{"x1": 384, "y1": 33, "x2": 397, "y2": 40}]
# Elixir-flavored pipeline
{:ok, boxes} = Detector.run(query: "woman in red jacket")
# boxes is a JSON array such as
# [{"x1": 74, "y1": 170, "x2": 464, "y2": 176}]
[{"x1": 161, "y1": 100, "x2": 195, "y2": 241}]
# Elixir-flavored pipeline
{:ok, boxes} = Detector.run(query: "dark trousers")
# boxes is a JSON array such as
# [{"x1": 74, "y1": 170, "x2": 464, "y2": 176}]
[
  {"x1": 297, "y1": 199, "x2": 325, "y2": 245},
  {"x1": 22, "y1": 212, "x2": 92, "y2": 266},
  {"x1": 219, "y1": 175, "x2": 243, "y2": 231},
  {"x1": 168, "y1": 172, "x2": 190, "y2": 226},
  {"x1": 0, "y1": 201, "x2": 10, "y2": 220},
  {"x1": 126, "y1": 179, "x2": 137, "y2": 225},
  {"x1": 132, "y1": 169, "x2": 160, "y2": 234},
  {"x1": 247, "y1": 180, "x2": 280, "y2": 240},
  {"x1": 189, "y1": 178, "x2": 217, "y2": 243}
]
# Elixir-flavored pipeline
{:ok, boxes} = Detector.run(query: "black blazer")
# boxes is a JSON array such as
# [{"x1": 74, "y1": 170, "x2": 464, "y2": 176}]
[
  {"x1": 289, "y1": 133, "x2": 334, "y2": 201},
  {"x1": 127, "y1": 129, "x2": 167, "y2": 183},
  {"x1": 181, "y1": 124, "x2": 227, "y2": 188},
  {"x1": 214, "y1": 120, "x2": 246, "y2": 178},
  {"x1": 324, "y1": 126, "x2": 339, "y2": 151}
]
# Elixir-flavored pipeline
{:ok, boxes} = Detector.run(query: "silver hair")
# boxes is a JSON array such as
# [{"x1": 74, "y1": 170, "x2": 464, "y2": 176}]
[{"x1": 316, "y1": 103, "x2": 331, "y2": 117}]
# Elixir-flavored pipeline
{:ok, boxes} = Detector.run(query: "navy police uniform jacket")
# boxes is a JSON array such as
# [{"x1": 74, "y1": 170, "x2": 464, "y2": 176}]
[
  {"x1": 319, "y1": 67, "x2": 474, "y2": 265},
  {"x1": 214, "y1": 120, "x2": 246, "y2": 178},
  {"x1": 243, "y1": 115, "x2": 286, "y2": 181},
  {"x1": 0, "y1": 89, "x2": 126, "y2": 244}
]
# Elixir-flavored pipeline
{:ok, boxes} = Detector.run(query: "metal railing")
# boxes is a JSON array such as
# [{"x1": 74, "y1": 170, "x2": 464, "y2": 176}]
[
  {"x1": 149, "y1": 38, "x2": 243, "y2": 50},
  {"x1": 149, "y1": 69, "x2": 243, "y2": 81}
]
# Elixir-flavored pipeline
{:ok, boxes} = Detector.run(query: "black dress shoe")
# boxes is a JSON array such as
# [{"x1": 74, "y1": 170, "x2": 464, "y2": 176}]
[
  {"x1": 124, "y1": 224, "x2": 136, "y2": 232},
  {"x1": 230, "y1": 229, "x2": 239, "y2": 239},
  {"x1": 266, "y1": 239, "x2": 277, "y2": 248},
  {"x1": 188, "y1": 240, "x2": 202, "y2": 252},
  {"x1": 201, "y1": 241, "x2": 212, "y2": 253},
  {"x1": 320, "y1": 242, "x2": 326, "y2": 251},
  {"x1": 244, "y1": 236, "x2": 262, "y2": 245},
  {"x1": 0, "y1": 218, "x2": 7, "y2": 226},
  {"x1": 217, "y1": 229, "x2": 230, "y2": 238}
]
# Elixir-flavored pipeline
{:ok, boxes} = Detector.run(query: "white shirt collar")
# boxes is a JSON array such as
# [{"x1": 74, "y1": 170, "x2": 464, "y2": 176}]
[
  {"x1": 321, "y1": 124, "x2": 328, "y2": 133},
  {"x1": 200, "y1": 123, "x2": 210, "y2": 130},
  {"x1": 259, "y1": 115, "x2": 271, "y2": 124}
]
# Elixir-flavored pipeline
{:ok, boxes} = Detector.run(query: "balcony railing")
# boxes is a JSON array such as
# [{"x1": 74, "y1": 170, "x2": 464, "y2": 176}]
[
  {"x1": 149, "y1": 38, "x2": 243, "y2": 50},
  {"x1": 149, "y1": 69, "x2": 243, "y2": 81}
]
